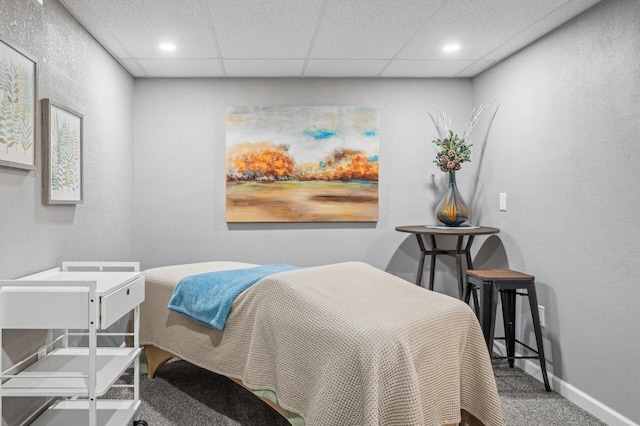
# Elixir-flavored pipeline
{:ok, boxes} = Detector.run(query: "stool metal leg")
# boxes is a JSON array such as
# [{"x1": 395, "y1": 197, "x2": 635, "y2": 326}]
[
  {"x1": 479, "y1": 279, "x2": 499, "y2": 355},
  {"x1": 472, "y1": 288, "x2": 480, "y2": 317},
  {"x1": 526, "y1": 286, "x2": 551, "y2": 391},
  {"x1": 500, "y1": 289, "x2": 517, "y2": 368},
  {"x1": 463, "y1": 280, "x2": 480, "y2": 318},
  {"x1": 463, "y1": 280, "x2": 472, "y2": 304},
  {"x1": 488, "y1": 283, "x2": 499, "y2": 356}
]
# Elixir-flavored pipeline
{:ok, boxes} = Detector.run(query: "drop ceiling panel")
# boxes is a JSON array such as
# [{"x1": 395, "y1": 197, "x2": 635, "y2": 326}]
[
  {"x1": 310, "y1": 0, "x2": 445, "y2": 59},
  {"x1": 207, "y1": 0, "x2": 323, "y2": 59},
  {"x1": 58, "y1": 0, "x2": 602, "y2": 78},
  {"x1": 62, "y1": 0, "x2": 220, "y2": 59},
  {"x1": 398, "y1": 0, "x2": 572, "y2": 61}
]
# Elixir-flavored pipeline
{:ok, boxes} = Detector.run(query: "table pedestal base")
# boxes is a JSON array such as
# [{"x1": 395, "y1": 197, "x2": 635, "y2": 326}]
[
  {"x1": 395, "y1": 225, "x2": 500, "y2": 300},
  {"x1": 414, "y1": 234, "x2": 475, "y2": 299}
]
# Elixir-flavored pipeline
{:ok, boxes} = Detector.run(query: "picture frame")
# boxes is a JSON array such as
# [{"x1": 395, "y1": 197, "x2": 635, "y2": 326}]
[
  {"x1": 226, "y1": 106, "x2": 379, "y2": 222},
  {"x1": 0, "y1": 38, "x2": 38, "y2": 171},
  {"x1": 42, "y1": 99, "x2": 83, "y2": 204}
]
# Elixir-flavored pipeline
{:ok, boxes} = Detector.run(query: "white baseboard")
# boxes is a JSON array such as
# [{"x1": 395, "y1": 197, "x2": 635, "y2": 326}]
[{"x1": 493, "y1": 342, "x2": 638, "y2": 426}]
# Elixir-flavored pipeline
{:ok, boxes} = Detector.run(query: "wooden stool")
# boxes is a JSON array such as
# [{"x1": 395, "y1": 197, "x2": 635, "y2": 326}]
[{"x1": 464, "y1": 269, "x2": 551, "y2": 391}]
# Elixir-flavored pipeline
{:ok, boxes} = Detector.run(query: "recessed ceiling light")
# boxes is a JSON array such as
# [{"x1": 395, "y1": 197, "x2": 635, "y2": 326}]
[
  {"x1": 159, "y1": 43, "x2": 176, "y2": 52},
  {"x1": 443, "y1": 44, "x2": 461, "y2": 53}
]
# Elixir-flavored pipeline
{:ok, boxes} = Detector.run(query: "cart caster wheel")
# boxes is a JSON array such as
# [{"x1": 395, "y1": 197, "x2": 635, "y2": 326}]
[{"x1": 133, "y1": 420, "x2": 148, "y2": 426}]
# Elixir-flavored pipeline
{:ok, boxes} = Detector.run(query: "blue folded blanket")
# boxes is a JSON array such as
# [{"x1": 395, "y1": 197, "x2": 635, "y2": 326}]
[{"x1": 168, "y1": 264, "x2": 300, "y2": 330}]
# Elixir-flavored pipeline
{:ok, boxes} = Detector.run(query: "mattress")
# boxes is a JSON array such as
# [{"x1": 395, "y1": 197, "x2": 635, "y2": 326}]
[{"x1": 139, "y1": 260, "x2": 504, "y2": 426}]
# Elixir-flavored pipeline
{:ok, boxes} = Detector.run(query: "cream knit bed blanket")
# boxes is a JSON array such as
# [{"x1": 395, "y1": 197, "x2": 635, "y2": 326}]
[{"x1": 140, "y1": 261, "x2": 504, "y2": 426}]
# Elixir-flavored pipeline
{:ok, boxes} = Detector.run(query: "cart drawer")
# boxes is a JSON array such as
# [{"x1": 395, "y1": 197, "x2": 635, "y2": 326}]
[
  {"x1": 0, "y1": 287, "x2": 89, "y2": 329},
  {"x1": 100, "y1": 276, "x2": 144, "y2": 328}
]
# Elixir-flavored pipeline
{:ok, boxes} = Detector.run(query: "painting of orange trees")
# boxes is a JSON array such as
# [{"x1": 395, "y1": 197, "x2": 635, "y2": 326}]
[{"x1": 226, "y1": 106, "x2": 379, "y2": 222}]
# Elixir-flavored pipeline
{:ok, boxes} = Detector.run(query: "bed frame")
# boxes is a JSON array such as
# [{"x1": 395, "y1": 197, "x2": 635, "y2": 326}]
[
  {"x1": 144, "y1": 344, "x2": 457, "y2": 425},
  {"x1": 144, "y1": 344, "x2": 289, "y2": 418}
]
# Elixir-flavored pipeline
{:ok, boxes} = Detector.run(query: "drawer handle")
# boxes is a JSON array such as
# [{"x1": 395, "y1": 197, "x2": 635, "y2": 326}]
[{"x1": 127, "y1": 288, "x2": 130, "y2": 295}]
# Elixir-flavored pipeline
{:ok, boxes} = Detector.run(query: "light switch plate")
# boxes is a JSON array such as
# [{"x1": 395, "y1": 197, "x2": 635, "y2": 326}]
[
  {"x1": 499, "y1": 193, "x2": 507, "y2": 211},
  {"x1": 538, "y1": 305, "x2": 546, "y2": 328}
]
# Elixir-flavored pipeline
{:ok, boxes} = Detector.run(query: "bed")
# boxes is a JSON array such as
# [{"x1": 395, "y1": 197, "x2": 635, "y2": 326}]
[{"x1": 138, "y1": 260, "x2": 504, "y2": 426}]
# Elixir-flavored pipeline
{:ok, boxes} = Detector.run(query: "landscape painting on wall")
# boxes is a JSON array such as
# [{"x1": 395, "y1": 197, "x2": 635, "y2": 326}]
[{"x1": 226, "y1": 106, "x2": 379, "y2": 222}]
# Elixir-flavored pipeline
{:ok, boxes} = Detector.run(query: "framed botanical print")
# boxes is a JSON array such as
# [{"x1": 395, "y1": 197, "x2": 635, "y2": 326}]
[
  {"x1": 0, "y1": 39, "x2": 38, "y2": 171},
  {"x1": 42, "y1": 99, "x2": 83, "y2": 204}
]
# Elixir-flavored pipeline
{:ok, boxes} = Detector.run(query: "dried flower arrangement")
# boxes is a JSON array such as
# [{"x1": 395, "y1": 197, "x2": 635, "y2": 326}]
[{"x1": 429, "y1": 104, "x2": 490, "y2": 173}]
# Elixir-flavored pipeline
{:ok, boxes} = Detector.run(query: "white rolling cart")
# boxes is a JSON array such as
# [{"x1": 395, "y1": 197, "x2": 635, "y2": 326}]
[{"x1": 0, "y1": 262, "x2": 148, "y2": 426}]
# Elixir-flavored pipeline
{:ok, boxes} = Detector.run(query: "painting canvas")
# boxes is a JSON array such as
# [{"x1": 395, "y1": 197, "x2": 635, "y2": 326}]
[
  {"x1": 0, "y1": 39, "x2": 37, "y2": 171},
  {"x1": 42, "y1": 99, "x2": 83, "y2": 204},
  {"x1": 226, "y1": 106, "x2": 379, "y2": 222}
]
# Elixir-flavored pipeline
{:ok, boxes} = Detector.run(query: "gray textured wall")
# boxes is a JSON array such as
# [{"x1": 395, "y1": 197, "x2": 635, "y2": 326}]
[
  {"x1": 473, "y1": 0, "x2": 640, "y2": 423},
  {"x1": 2, "y1": 0, "x2": 637, "y2": 424},
  {"x1": 0, "y1": 0, "x2": 135, "y2": 278},
  {"x1": 133, "y1": 1, "x2": 640, "y2": 424},
  {"x1": 0, "y1": 1, "x2": 134, "y2": 424},
  {"x1": 133, "y1": 77, "x2": 493, "y2": 298}
]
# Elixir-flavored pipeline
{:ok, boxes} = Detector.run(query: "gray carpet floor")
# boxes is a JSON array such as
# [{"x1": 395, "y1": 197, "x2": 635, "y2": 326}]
[{"x1": 130, "y1": 359, "x2": 606, "y2": 425}]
